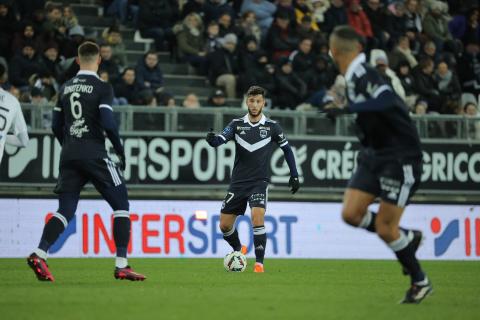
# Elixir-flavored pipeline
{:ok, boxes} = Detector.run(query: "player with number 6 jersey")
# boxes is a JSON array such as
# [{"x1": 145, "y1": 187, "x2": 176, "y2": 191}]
[{"x1": 27, "y1": 41, "x2": 145, "y2": 282}]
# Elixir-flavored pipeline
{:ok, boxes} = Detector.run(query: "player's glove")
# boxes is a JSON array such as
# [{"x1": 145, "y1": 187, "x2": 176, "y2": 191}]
[
  {"x1": 118, "y1": 153, "x2": 126, "y2": 171},
  {"x1": 321, "y1": 102, "x2": 349, "y2": 121},
  {"x1": 206, "y1": 128, "x2": 216, "y2": 144},
  {"x1": 289, "y1": 176, "x2": 300, "y2": 194}
]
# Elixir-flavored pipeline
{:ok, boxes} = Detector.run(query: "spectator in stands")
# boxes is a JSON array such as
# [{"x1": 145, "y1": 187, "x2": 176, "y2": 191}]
[
  {"x1": 239, "y1": 48, "x2": 276, "y2": 94},
  {"x1": 135, "y1": 51, "x2": 164, "y2": 98},
  {"x1": 370, "y1": 49, "x2": 406, "y2": 101},
  {"x1": 62, "y1": 5, "x2": 79, "y2": 29},
  {"x1": 107, "y1": 0, "x2": 139, "y2": 25},
  {"x1": 177, "y1": 12, "x2": 208, "y2": 75},
  {"x1": 414, "y1": 99, "x2": 428, "y2": 115},
  {"x1": 182, "y1": 0, "x2": 206, "y2": 20},
  {"x1": 346, "y1": 0, "x2": 373, "y2": 42},
  {"x1": 363, "y1": 0, "x2": 390, "y2": 49},
  {"x1": 435, "y1": 61, "x2": 462, "y2": 104},
  {"x1": 204, "y1": 0, "x2": 235, "y2": 24},
  {"x1": 12, "y1": 22, "x2": 41, "y2": 56},
  {"x1": 31, "y1": 68, "x2": 58, "y2": 101},
  {"x1": 103, "y1": 25, "x2": 127, "y2": 67},
  {"x1": 412, "y1": 57, "x2": 442, "y2": 113},
  {"x1": 418, "y1": 40, "x2": 439, "y2": 64},
  {"x1": 205, "y1": 20, "x2": 221, "y2": 53},
  {"x1": 311, "y1": 0, "x2": 330, "y2": 25},
  {"x1": 386, "y1": 1, "x2": 407, "y2": 41},
  {"x1": 289, "y1": 37, "x2": 315, "y2": 94},
  {"x1": 0, "y1": 64, "x2": 8, "y2": 88},
  {"x1": 294, "y1": 0, "x2": 319, "y2": 31},
  {"x1": 207, "y1": 33, "x2": 240, "y2": 98},
  {"x1": 296, "y1": 15, "x2": 324, "y2": 51},
  {"x1": 42, "y1": 5, "x2": 67, "y2": 39},
  {"x1": 9, "y1": 41, "x2": 43, "y2": 89},
  {"x1": 217, "y1": 12, "x2": 240, "y2": 37},
  {"x1": 239, "y1": 10, "x2": 261, "y2": 43},
  {"x1": 207, "y1": 88, "x2": 228, "y2": 106},
  {"x1": 274, "y1": 57, "x2": 307, "y2": 109},
  {"x1": 240, "y1": 0, "x2": 276, "y2": 35},
  {"x1": 0, "y1": 1, "x2": 17, "y2": 59},
  {"x1": 137, "y1": 0, "x2": 179, "y2": 51},
  {"x1": 311, "y1": 53, "x2": 337, "y2": 91},
  {"x1": 99, "y1": 43, "x2": 120, "y2": 82},
  {"x1": 265, "y1": 10, "x2": 299, "y2": 62},
  {"x1": 464, "y1": 102, "x2": 480, "y2": 139},
  {"x1": 404, "y1": 0, "x2": 423, "y2": 38},
  {"x1": 458, "y1": 41, "x2": 480, "y2": 96},
  {"x1": 239, "y1": 35, "x2": 260, "y2": 72},
  {"x1": 322, "y1": 0, "x2": 347, "y2": 35},
  {"x1": 61, "y1": 24, "x2": 85, "y2": 59},
  {"x1": 396, "y1": 60, "x2": 417, "y2": 109},
  {"x1": 15, "y1": 0, "x2": 46, "y2": 20},
  {"x1": 388, "y1": 35, "x2": 418, "y2": 70},
  {"x1": 423, "y1": 1, "x2": 453, "y2": 49},
  {"x1": 183, "y1": 93, "x2": 201, "y2": 108},
  {"x1": 157, "y1": 91, "x2": 176, "y2": 106},
  {"x1": 114, "y1": 67, "x2": 140, "y2": 105},
  {"x1": 38, "y1": 42, "x2": 62, "y2": 83},
  {"x1": 276, "y1": 0, "x2": 297, "y2": 27},
  {"x1": 462, "y1": 8, "x2": 480, "y2": 45}
]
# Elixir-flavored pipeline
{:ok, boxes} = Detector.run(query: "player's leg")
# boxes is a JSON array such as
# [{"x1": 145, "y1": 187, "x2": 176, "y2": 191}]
[
  {"x1": 342, "y1": 188, "x2": 376, "y2": 229},
  {"x1": 220, "y1": 188, "x2": 248, "y2": 253},
  {"x1": 89, "y1": 158, "x2": 145, "y2": 280},
  {"x1": 27, "y1": 161, "x2": 85, "y2": 281},
  {"x1": 376, "y1": 201, "x2": 432, "y2": 303},
  {"x1": 251, "y1": 206, "x2": 266, "y2": 272}
]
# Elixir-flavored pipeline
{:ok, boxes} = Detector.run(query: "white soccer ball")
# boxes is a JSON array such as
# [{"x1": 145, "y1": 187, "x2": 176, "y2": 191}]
[{"x1": 223, "y1": 251, "x2": 247, "y2": 272}]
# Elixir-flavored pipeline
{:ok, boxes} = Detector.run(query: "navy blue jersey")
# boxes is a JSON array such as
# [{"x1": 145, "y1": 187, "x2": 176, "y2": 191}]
[
  {"x1": 220, "y1": 114, "x2": 288, "y2": 184},
  {"x1": 55, "y1": 70, "x2": 114, "y2": 161},
  {"x1": 345, "y1": 53, "x2": 422, "y2": 158}
]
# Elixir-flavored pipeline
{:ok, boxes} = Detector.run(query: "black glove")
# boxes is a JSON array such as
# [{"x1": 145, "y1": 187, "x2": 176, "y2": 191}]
[
  {"x1": 206, "y1": 128, "x2": 216, "y2": 144},
  {"x1": 289, "y1": 176, "x2": 300, "y2": 194},
  {"x1": 321, "y1": 103, "x2": 349, "y2": 121},
  {"x1": 117, "y1": 153, "x2": 126, "y2": 171}
]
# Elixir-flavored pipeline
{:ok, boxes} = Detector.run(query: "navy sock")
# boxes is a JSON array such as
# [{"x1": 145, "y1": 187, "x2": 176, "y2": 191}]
[
  {"x1": 389, "y1": 230, "x2": 425, "y2": 283},
  {"x1": 113, "y1": 211, "x2": 131, "y2": 258},
  {"x1": 253, "y1": 225, "x2": 266, "y2": 264},
  {"x1": 38, "y1": 213, "x2": 66, "y2": 252},
  {"x1": 360, "y1": 211, "x2": 410, "y2": 234},
  {"x1": 223, "y1": 227, "x2": 241, "y2": 251}
]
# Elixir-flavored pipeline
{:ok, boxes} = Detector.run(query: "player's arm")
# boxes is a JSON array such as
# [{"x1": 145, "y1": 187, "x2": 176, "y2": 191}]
[
  {"x1": 100, "y1": 84, "x2": 125, "y2": 168},
  {"x1": 5, "y1": 101, "x2": 29, "y2": 147},
  {"x1": 274, "y1": 124, "x2": 300, "y2": 194},
  {"x1": 52, "y1": 88, "x2": 65, "y2": 145},
  {"x1": 206, "y1": 121, "x2": 235, "y2": 147}
]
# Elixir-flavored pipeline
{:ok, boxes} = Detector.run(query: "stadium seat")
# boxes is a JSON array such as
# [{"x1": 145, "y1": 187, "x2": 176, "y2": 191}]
[{"x1": 133, "y1": 30, "x2": 154, "y2": 52}]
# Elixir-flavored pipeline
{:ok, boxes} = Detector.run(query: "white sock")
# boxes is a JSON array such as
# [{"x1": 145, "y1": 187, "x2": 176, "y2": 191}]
[
  {"x1": 115, "y1": 257, "x2": 128, "y2": 268},
  {"x1": 34, "y1": 248, "x2": 48, "y2": 260}
]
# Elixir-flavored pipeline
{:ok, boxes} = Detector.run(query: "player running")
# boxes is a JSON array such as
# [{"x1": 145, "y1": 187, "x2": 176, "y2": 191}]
[
  {"x1": 325, "y1": 26, "x2": 432, "y2": 303},
  {"x1": 27, "y1": 41, "x2": 145, "y2": 282},
  {"x1": 206, "y1": 86, "x2": 300, "y2": 273},
  {"x1": 0, "y1": 65, "x2": 29, "y2": 165}
]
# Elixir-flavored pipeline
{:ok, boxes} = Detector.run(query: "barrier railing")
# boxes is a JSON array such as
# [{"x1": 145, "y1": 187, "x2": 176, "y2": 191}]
[{"x1": 20, "y1": 104, "x2": 480, "y2": 140}]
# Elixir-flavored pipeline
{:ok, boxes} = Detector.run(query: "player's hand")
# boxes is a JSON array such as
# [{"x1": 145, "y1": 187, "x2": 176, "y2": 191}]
[
  {"x1": 206, "y1": 128, "x2": 216, "y2": 143},
  {"x1": 118, "y1": 153, "x2": 126, "y2": 171},
  {"x1": 322, "y1": 102, "x2": 348, "y2": 120},
  {"x1": 289, "y1": 176, "x2": 300, "y2": 194}
]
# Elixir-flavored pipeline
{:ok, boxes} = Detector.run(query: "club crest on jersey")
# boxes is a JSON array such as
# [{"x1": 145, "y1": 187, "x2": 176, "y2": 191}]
[
  {"x1": 70, "y1": 119, "x2": 89, "y2": 138},
  {"x1": 260, "y1": 129, "x2": 268, "y2": 139}
]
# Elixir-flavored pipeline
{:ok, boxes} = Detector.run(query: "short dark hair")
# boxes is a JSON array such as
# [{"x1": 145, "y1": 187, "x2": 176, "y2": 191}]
[
  {"x1": 0, "y1": 64, "x2": 5, "y2": 79},
  {"x1": 246, "y1": 85, "x2": 266, "y2": 97},
  {"x1": 78, "y1": 41, "x2": 99, "y2": 62},
  {"x1": 330, "y1": 25, "x2": 364, "y2": 52}
]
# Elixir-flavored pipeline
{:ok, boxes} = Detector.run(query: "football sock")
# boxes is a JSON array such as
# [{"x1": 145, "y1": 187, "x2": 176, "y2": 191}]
[
  {"x1": 38, "y1": 212, "x2": 67, "y2": 254},
  {"x1": 113, "y1": 210, "x2": 130, "y2": 267},
  {"x1": 223, "y1": 226, "x2": 242, "y2": 251},
  {"x1": 358, "y1": 210, "x2": 377, "y2": 232},
  {"x1": 388, "y1": 230, "x2": 425, "y2": 283},
  {"x1": 253, "y1": 225, "x2": 266, "y2": 264},
  {"x1": 360, "y1": 211, "x2": 409, "y2": 234}
]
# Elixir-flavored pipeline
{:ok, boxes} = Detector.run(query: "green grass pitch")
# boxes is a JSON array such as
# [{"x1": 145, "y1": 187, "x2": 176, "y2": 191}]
[{"x1": 1, "y1": 258, "x2": 479, "y2": 320}]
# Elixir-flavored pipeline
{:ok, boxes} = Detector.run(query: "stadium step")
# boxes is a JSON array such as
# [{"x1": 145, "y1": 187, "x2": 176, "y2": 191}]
[
  {"x1": 78, "y1": 15, "x2": 116, "y2": 28},
  {"x1": 123, "y1": 40, "x2": 148, "y2": 51},
  {"x1": 173, "y1": 95, "x2": 242, "y2": 107},
  {"x1": 70, "y1": 4, "x2": 101, "y2": 16},
  {"x1": 158, "y1": 63, "x2": 189, "y2": 74},
  {"x1": 126, "y1": 50, "x2": 172, "y2": 65},
  {"x1": 163, "y1": 75, "x2": 207, "y2": 87},
  {"x1": 167, "y1": 86, "x2": 212, "y2": 97}
]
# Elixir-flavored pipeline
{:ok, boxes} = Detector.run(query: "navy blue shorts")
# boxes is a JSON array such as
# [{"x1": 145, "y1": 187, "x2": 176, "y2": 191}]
[
  {"x1": 221, "y1": 181, "x2": 268, "y2": 215},
  {"x1": 348, "y1": 152, "x2": 422, "y2": 207},
  {"x1": 55, "y1": 158, "x2": 124, "y2": 194}
]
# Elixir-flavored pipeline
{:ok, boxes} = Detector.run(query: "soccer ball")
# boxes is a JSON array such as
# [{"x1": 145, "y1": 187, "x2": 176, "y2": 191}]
[{"x1": 223, "y1": 251, "x2": 247, "y2": 272}]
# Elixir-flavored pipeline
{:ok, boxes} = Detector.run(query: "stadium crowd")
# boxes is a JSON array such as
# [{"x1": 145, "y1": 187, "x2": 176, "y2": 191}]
[{"x1": 0, "y1": 0, "x2": 479, "y2": 137}]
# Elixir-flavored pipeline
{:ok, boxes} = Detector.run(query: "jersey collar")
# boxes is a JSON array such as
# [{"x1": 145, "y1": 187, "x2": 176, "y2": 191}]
[
  {"x1": 345, "y1": 53, "x2": 366, "y2": 82},
  {"x1": 243, "y1": 114, "x2": 266, "y2": 127},
  {"x1": 77, "y1": 70, "x2": 100, "y2": 79}
]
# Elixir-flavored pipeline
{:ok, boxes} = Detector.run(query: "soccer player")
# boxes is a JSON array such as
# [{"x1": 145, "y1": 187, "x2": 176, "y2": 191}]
[
  {"x1": 0, "y1": 65, "x2": 29, "y2": 165},
  {"x1": 27, "y1": 42, "x2": 146, "y2": 282},
  {"x1": 206, "y1": 86, "x2": 300, "y2": 273},
  {"x1": 325, "y1": 26, "x2": 432, "y2": 303}
]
